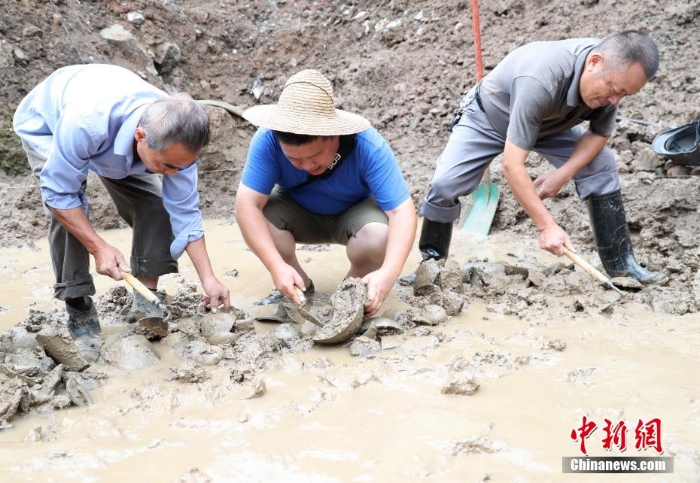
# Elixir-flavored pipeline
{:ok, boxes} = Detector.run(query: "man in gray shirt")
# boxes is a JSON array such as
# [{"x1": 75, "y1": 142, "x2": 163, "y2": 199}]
[{"x1": 419, "y1": 30, "x2": 664, "y2": 284}]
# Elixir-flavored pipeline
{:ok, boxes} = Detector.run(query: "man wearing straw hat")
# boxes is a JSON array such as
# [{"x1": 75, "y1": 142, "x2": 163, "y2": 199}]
[
  {"x1": 236, "y1": 69, "x2": 417, "y2": 317},
  {"x1": 13, "y1": 64, "x2": 231, "y2": 344}
]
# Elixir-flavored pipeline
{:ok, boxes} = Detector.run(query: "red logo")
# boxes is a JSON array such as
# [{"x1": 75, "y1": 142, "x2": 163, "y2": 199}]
[{"x1": 571, "y1": 417, "x2": 664, "y2": 455}]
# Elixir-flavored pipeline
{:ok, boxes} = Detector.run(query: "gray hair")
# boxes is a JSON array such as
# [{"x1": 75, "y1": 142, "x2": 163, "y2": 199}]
[
  {"x1": 140, "y1": 93, "x2": 210, "y2": 153},
  {"x1": 594, "y1": 30, "x2": 660, "y2": 80}
]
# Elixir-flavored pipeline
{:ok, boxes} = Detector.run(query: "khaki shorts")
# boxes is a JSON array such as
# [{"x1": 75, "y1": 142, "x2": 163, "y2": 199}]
[{"x1": 263, "y1": 187, "x2": 388, "y2": 245}]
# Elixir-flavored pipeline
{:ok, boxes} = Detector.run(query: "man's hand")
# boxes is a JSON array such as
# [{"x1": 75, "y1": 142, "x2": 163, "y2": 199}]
[
  {"x1": 271, "y1": 264, "x2": 306, "y2": 305},
  {"x1": 184, "y1": 236, "x2": 231, "y2": 313},
  {"x1": 50, "y1": 206, "x2": 130, "y2": 280},
  {"x1": 93, "y1": 245, "x2": 130, "y2": 280},
  {"x1": 533, "y1": 170, "x2": 567, "y2": 200},
  {"x1": 201, "y1": 276, "x2": 231, "y2": 313},
  {"x1": 538, "y1": 223, "x2": 573, "y2": 256},
  {"x1": 362, "y1": 268, "x2": 395, "y2": 317}
]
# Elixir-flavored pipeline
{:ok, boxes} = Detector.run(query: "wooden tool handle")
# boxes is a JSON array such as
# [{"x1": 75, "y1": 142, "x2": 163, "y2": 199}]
[
  {"x1": 121, "y1": 271, "x2": 162, "y2": 305},
  {"x1": 561, "y1": 247, "x2": 610, "y2": 285},
  {"x1": 293, "y1": 286, "x2": 307, "y2": 305},
  {"x1": 561, "y1": 246, "x2": 625, "y2": 297}
]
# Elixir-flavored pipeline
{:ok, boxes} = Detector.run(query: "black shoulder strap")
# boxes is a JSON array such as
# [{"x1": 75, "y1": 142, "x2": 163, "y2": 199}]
[{"x1": 290, "y1": 135, "x2": 357, "y2": 190}]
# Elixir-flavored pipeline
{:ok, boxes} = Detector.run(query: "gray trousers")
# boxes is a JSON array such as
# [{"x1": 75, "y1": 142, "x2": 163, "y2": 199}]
[
  {"x1": 23, "y1": 141, "x2": 177, "y2": 301},
  {"x1": 419, "y1": 96, "x2": 620, "y2": 223}
]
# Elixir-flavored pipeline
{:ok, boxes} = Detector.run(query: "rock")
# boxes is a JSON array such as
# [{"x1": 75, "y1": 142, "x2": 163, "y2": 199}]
[
  {"x1": 127, "y1": 11, "x2": 146, "y2": 25},
  {"x1": 667, "y1": 165, "x2": 688, "y2": 177},
  {"x1": 181, "y1": 340, "x2": 223, "y2": 366},
  {"x1": 166, "y1": 361, "x2": 210, "y2": 383},
  {"x1": 103, "y1": 334, "x2": 160, "y2": 370},
  {"x1": 99, "y1": 24, "x2": 158, "y2": 76},
  {"x1": 273, "y1": 323, "x2": 302, "y2": 342},
  {"x1": 21, "y1": 24, "x2": 44, "y2": 38},
  {"x1": 12, "y1": 48, "x2": 29, "y2": 65},
  {"x1": 154, "y1": 42, "x2": 181, "y2": 74},
  {"x1": 38, "y1": 364, "x2": 64, "y2": 396},
  {"x1": 441, "y1": 372, "x2": 480, "y2": 395},
  {"x1": 35, "y1": 326, "x2": 90, "y2": 372},
  {"x1": 0, "y1": 325, "x2": 39, "y2": 352},
  {"x1": 242, "y1": 377, "x2": 266, "y2": 399},
  {"x1": 631, "y1": 148, "x2": 658, "y2": 172},
  {"x1": 349, "y1": 336, "x2": 381, "y2": 357},
  {"x1": 440, "y1": 258, "x2": 464, "y2": 293},
  {"x1": 463, "y1": 261, "x2": 507, "y2": 286},
  {"x1": 0, "y1": 40, "x2": 14, "y2": 68},
  {"x1": 413, "y1": 304, "x2": 448, "y2": 326},
  {"x1": 0, "y1": 373, "x2": 25, "y2": 424},
  {"x1": 442, "y1": 290, "x2": 464, "y2": 316},
  {"x1": 65, "y1": 375, "x2": 93, "y2": 406}
]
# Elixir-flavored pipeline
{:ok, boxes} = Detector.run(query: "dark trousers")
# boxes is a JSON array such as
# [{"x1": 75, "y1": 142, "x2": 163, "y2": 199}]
[{"x1": 23, "y1": 140, "x2": 178, "y2": 301}]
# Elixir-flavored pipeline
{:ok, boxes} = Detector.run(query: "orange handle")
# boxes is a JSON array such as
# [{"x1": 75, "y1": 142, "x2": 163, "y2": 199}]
[{"x1": 471, "y1": 0, "x2": 484, "y2": 81}]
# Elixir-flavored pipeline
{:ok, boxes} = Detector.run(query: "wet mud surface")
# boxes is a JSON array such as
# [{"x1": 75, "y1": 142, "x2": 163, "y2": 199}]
[{"x1": 1, "y1": 224, "x2": 699, "y2": 482}]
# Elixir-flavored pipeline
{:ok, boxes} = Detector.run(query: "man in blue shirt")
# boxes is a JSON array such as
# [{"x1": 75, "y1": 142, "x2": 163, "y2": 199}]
[
  {"x1": 236, "y1": 69, "x2": 416, "y2": 317},
  {"x1": 14, "y1": 64, "x2": 230, "y2": 340}
]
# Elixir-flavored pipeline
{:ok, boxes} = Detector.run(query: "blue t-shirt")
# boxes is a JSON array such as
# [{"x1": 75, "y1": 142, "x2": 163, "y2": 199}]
[{"x1": 242, "y1": 127, "x2": 410, "y2": 215}]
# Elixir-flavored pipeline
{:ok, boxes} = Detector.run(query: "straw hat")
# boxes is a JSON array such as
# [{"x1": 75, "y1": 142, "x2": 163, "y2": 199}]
[{"x1": 243, "y1": 69, "x2": 371, "y2": 136}]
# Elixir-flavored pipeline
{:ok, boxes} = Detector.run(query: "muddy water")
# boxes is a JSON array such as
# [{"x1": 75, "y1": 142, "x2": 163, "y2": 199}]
[{"x1": 1, "y1": 220, "x2": 698, "y2": 482}]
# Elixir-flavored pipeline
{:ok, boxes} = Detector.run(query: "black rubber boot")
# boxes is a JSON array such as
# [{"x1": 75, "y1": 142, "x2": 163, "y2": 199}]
[
  {"x1": 587, "y1": 190, "x2": 665, "y2": 284},
  {"x1": 66, "y1": 296, "x2": 101, "y2": 337},
  {"x1": 418, "y1": 219, "x2": 453, "y2": 261}
]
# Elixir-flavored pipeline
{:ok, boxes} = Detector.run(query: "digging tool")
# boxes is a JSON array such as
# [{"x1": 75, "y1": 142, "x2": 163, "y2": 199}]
[
  {"x1": 460, "y1": 0, "x2": 500, "y2": 236},
  {"x1": 120, "y1": 270, "x2": 171, "y2": 336},
  {"x1": 291, "y1": 286, "x2": 324, "y2": 327},
  {"x1": 616, "y1": 115, "x2": 660, "y2": 127},
  {"x1": 197, "y1": 99, "x2": 246, "y2": 119},
  {"x1": 561, "y1": 246, "x2": 625, "y2": 297}
]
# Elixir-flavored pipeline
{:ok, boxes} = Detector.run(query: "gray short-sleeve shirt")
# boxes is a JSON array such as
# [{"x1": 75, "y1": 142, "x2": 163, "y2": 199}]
[{"x1": 479, "y1": 38, "x2": 618, "y2": 150}]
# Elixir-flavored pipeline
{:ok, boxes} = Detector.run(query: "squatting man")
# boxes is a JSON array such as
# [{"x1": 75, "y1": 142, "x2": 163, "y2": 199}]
[{"x1": 235, "y1": 69, "x2": 417, "y2": 317}]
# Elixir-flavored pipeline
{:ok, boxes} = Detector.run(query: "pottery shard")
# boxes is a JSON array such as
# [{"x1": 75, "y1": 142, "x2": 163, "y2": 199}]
[
  {"x1": 313, "y1": 278, "x2": 368, "y2": 345},
  {"x1": 414, "y1": 259, "x2": 441, "y2": 295}
]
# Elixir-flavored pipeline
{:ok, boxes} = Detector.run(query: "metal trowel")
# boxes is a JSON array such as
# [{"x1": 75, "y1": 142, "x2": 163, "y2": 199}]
[
  {"x1": 289, "y1": 286, "x2": 324, "y2": 327},
  {"x1": 120, "y1": 271, "x2": 171, "y2": 336}
]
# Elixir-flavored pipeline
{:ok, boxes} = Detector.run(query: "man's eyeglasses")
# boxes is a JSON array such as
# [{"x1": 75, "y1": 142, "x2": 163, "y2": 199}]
[
  {"x1": 144, "y1": 160, "x2": 197, "y2": 175},
  {"x1": 164, "y1": 160, "x2": 198, "y2": 171}
]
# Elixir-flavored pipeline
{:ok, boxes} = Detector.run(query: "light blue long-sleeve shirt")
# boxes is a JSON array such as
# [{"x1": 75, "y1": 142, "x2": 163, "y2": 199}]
[{"x1": 13, "y1": 64, "x2": 203, "y2": 259}]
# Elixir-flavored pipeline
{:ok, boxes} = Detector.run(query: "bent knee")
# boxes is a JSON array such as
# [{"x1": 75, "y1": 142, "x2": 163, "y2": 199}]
[{"x1": 349, "y1": 223, "x2": 387, "y2": 257}]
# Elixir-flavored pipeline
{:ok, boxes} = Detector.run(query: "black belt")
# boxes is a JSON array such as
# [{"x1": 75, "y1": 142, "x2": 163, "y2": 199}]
[
  {"x1": 474, "y1": 87, "x2": 485, "y2": 112},
  {"x1": 449, "y1": 87, "x2": 484, "y2": 132}
]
